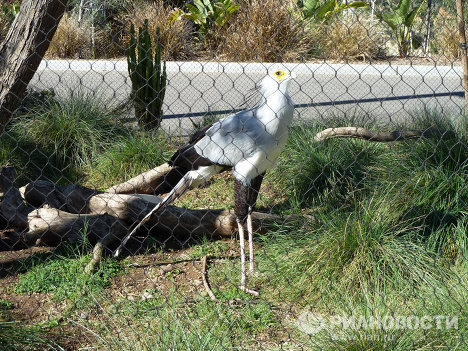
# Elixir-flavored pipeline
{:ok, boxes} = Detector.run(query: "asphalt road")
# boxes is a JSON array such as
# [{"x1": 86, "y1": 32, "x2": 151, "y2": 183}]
[{"x1": 29, "y1": 60, "x2": 465, "y2": 136}]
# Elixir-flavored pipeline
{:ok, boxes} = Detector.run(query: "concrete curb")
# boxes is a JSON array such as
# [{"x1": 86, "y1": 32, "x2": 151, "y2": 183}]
[{"x1": 37, "y1": 59, "x2": 463, "y2": 79}]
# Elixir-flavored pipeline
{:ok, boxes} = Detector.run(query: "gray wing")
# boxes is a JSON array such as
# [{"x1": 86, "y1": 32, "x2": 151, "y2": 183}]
[{"x1": 194, "y1": 108, "x2": 274, "y2": 166}]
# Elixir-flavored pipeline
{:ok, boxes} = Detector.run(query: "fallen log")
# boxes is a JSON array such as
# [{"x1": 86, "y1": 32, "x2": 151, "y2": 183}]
[
  {"x1": 106, "y1": 163, "x2": 174, "y2": 195},
  {"x1": 0, "y1": 166, "x2": 32, "y2": 228},
  {"x1": 20, "y1": 180, "x2": 101, "y2": 213},
  {"x1": 88, "y1": 193, "x2": 282, "y2": 238},
  {"x1": 25, "y1": 208, "x2": 128, "y2": 246}
]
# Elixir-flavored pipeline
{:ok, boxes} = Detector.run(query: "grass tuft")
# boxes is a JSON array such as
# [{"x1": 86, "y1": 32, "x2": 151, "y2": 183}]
[
  {"x1": 272, "y1": 116, "x2": 387, "y2": 212},
  {"x1": 86, "y1": 131, "x2": 175, "y2": 188},
  {"x1": 6, "y1": 91, "x2": 127, "y2": 183},
  {"x1": 259, "y1": 194, "x2": 449, "y2": 307}
]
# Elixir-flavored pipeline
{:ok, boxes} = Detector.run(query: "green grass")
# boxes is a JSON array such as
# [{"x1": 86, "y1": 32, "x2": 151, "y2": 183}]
[
  {"x1": 11, "y1": 91, "x2": 127, "y2": 165},
  {"x1": 0, "y1": 320, "x2": 62, "y2": 351},
  {"x1": 4, "y1": 100, "x2": 467, "y2": 350},
  {"x1": 271, "y1": 115, "x2": 388, "y2": 213},
  {"x1": 13, "y1": 240, "x2": 124, "y2": 309},
  {"x1": 1, "y1": 91, "x2": 128, "y2": 184},
  {"x1": 258, "y1": 195, "x2": 450, "y2": 306},
  {"x1": 76, "y1": 287, "x2": 281, "y2": 350},
  {"x1": 0, "y1": 90, "x2": 176, "y2": 187},
  {"x1": 86, "y1": 131, "x2": 175, "y2": 189}
]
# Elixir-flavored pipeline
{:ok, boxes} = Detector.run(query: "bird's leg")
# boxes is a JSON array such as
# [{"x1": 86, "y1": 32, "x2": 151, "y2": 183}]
[
  {"x1": 237, "y1": 218, "x2": 258, "y2": 296},
  {"x1": 247, "y1": 209, "x2": 254, "y2": 274},
  {"x1": 234, "y1": 178, "x2": 259, "y2": 296},
  {"x1": 246, "y1": 173, "x2": 264, "y2": 275},
  {"x1": 237, "y1": 218, "x2": 247, "y2": 289}
]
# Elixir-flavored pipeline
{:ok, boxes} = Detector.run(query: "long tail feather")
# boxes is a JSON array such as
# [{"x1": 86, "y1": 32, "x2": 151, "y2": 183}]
[{"x1": 114, "y1": 173, "x2": 194, "y2": 257}]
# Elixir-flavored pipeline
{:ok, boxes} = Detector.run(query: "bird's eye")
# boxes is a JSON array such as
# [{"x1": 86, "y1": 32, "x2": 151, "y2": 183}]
[{"x1": 275, "y1": 71, "x2": 282, "y2": 76}]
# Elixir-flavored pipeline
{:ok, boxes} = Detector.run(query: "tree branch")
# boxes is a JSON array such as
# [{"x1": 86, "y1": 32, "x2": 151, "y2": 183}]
[{"x1": 314, "y1": 127, "x2": 429, "y2": 142}]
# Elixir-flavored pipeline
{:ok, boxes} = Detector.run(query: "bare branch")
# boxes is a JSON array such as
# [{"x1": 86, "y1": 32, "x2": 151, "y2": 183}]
[{"x1": 314, "y1": 127, "x2": 428, "y2": 142}]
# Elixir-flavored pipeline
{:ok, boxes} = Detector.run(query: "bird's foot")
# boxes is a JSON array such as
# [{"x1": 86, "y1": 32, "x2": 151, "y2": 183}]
[{"x1": 239, "y1": 285, "x2": 259, "y2": 296}]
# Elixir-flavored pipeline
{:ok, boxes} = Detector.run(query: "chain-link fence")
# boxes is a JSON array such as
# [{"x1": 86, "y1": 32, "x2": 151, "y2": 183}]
[{"x1": 0, "y1": 0, "x2": 467, "y2": 350}]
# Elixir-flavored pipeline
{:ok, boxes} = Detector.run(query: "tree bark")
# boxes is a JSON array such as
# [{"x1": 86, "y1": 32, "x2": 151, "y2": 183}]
[
  {"x1": 106, "y1": 163, "x2": 173, "y2": 195},
  {"x1": 0, "y1": 173, "x2": 286, "y2": 251},
  {"x1": 0, "y1": 0, "x2": 68, "y2": 134},
  {"x1": 26, "y1": 208, "x2": 128, "y2": 246},
  {"x1": 0, "y1": 166, "x2": 32, "y2": 229},
  {"x1": 314, "y1": 127, "x2": 429, "y2": 142},
  {"x1": 456, "y1": 0, "x2": 468, "y2": 110}
]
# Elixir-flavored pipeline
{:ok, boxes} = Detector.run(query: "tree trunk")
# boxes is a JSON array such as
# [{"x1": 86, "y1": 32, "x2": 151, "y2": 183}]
[
  {"x1": 456, "y1": 0, "x2": 468, "y2": 110},
  {"x1": 0, "y1": 0, "x2": 68, "y2": 134},
  {"x1": 424, "y1": 0, "x2": 432, "y2": 55}
]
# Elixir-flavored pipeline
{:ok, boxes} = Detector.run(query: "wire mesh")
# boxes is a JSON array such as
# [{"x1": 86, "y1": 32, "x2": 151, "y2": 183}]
[{"x1": 0, "y1": 0, "x2": 466, "y2": 350}]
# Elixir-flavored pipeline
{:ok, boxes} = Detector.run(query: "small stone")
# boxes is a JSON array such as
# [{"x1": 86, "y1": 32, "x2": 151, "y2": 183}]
[
  {"x1": 160, "y1": 264, "x2": 173, "y2": 273},
  {"x1": 141, "y1": 291, "x2": 153, "y2": 300},
  {"x1": 193, "y1": 279, "x2": 203, "y2": 287},
  {"x1": 80, "y1": 311, "x2": 89, "y2": 320}
]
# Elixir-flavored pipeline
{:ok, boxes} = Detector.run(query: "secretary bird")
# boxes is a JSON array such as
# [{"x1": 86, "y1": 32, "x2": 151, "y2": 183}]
[{"x1": 115, "y1": 69, "x2": 295, "y2": 295}]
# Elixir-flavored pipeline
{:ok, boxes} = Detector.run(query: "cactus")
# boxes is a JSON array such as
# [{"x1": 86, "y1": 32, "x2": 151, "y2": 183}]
[{"x1": 127, "y1": 20, "x2": 167, "y2": 130}]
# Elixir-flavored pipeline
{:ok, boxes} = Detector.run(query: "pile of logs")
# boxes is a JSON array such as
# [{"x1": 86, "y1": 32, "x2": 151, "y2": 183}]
[{"x1": 0, "y1": 164, "x2": 282, "y2": 255}]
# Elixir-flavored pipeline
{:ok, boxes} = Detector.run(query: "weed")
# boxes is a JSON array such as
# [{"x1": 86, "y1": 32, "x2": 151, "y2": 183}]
[
  {"x1": 0, "y1": 298, "x2": 12, "y2": 311},
  {"x1": 13, "y1": 246, "x2": 124, "y2": 309},
  {"x1": 0, "y1": 320, "x2": 62, "y2": 351}
]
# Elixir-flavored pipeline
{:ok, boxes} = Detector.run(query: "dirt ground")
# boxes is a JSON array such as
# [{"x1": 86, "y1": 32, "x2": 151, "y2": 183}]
[{"x1": 0, "y1": 236, "x2": 247, "y2": 350}]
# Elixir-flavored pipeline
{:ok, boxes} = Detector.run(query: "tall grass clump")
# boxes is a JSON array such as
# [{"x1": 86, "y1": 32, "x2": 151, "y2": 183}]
[
  {"x1": 0, "y1": 90, "x2": 66, "y2": 183},
  {"x1": 119, "y1": 0, "x2": 195, "y2": 60},
  {"x1": 431, "y1": 7, "x2": 462, "y2": 60},
  {"x1": 271, "y1": 116, "x2": 387, "y2": 212},
  {"x1": 9, "y1": 92, "x2": 127, "y2": 183},
  {"x1": 379, "y1": 112, "x2": 468, "y2": 260},
  {"x1": 206, "y1": 0, "x2": 313, "y2": 62},
  {"x1": 259, "y1": 193, "x2": 448, "y2": 307},
  {"x1": 86, "y1": 132, "x2": 175, "y2": 189},
  {"x1": 46, "y1": 12, "x2": 102, "y2": 59}
]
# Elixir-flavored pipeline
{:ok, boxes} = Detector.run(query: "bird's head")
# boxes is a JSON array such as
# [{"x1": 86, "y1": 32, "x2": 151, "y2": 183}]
[{"x1": 259, "y1": 69, "x2": 296, "y2": 97}]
